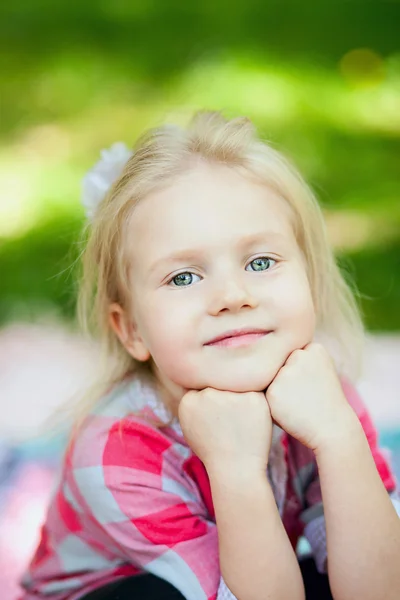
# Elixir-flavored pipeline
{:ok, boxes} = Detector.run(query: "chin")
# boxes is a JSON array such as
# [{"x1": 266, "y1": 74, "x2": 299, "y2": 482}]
[
  {"x1": 164, "y1": 355, "x2": 284, "y2": 394},
  {"x1": 207, "y1": 371, "x2": 277, "y2": 393}
]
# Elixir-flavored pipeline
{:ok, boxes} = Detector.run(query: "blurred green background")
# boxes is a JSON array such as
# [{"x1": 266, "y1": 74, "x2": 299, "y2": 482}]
[{"x1": 1, "y1": 0, "x2": 399, "y2": 331}]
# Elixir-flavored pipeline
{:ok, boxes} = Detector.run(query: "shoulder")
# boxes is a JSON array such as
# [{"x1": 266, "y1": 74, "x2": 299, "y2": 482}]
[
  {"x1": 67, "y1": 377, "x2": 189, "y2": 475},
  {"x1": 62, "y1": 400, "x2": 200, "y2": 523}
]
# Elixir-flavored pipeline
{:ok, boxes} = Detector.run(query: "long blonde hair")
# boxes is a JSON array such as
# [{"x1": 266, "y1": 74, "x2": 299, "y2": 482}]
[{"x1": 75, "y1": 110, "x2": 364, "y2": 423}]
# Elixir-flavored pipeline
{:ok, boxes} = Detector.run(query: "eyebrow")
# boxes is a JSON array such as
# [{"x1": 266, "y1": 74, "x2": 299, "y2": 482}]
[{"x1": 148, "y1": 231, "x2": 288, "y2": 275}]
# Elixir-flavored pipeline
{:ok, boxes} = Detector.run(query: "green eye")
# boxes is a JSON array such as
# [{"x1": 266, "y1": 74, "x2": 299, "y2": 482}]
[
  {"x1": 246, "y1": 257, "x2": 275, "y2": 272},
  {"x1": 173, "y1": 273, "x2": 192, "y2": 286},
  {"x1": 170, "y1": 272, "x2": 201, "y2": 287}
]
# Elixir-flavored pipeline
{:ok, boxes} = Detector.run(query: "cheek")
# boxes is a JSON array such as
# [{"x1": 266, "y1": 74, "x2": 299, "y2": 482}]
[
  {"x1": 145, "y1": 320, "x2": 200, "y2": 388},
  {"x1": 273, "y1": 274, "x2": 316, "y2": 332},
  {"x1": 139, "y1": 295, "x2": 204, "y2": 387},
  {"x1": 139, "y1": 296, "x2": 196, "y2": 358}
]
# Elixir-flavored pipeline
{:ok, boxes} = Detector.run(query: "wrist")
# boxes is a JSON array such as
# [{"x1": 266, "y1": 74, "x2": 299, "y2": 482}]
[
  {"x1": 207, "y1": 461, "x2": 278, "y2": 518},
  {"x1": 314, "y1": 413, "x2": 365, "y2": 460},
  {"x1": 206, "y1": 457, "x2": 269, "y2": 488}
]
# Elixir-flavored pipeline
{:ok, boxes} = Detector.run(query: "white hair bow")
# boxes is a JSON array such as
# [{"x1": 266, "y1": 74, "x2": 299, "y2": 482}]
[{"x1": 81, "y1": 142, "x2": 133, "y2": 220}]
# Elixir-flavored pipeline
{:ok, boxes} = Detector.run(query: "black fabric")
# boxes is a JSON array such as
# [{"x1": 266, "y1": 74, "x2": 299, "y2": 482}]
[
  {"x1": 78, "y1": 572, "x2": 185, "y2": 600},
  {"x1": 299, "y1": 556, "x2": 334, "y2": 599},
  {"x1": 79, "y1": 557, "x2": 333, "y2": 600}
]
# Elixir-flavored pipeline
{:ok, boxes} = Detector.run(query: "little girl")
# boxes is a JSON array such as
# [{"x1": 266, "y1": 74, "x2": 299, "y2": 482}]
[{"x1": 20, "y1": 111, "x2": 400, "y2": 600}]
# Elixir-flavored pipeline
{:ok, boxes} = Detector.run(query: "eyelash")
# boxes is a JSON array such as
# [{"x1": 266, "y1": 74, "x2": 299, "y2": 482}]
[{"x1": 166, "y1": 256, "x2": 278, "y2": 288}]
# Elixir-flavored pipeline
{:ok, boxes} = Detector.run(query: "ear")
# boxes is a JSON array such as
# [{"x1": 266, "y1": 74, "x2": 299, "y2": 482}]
[{"x1": 108, "y1": 303, "x2": 151, "y2": 362}]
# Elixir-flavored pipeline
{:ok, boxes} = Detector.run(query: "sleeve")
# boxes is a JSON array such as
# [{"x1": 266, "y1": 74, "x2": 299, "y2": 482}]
[
  {"x1": 341, "y1": 379, "x2": 398, "y2": 494},
  {"x1": 300, "y1": 379, "x2": 399, "y2": 574},
  {"x1": 71, "y1": 419, "x2": 237, "y2": 600}
]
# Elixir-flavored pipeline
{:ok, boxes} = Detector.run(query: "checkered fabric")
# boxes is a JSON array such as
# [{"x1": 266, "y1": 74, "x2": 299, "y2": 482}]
[{"x1": 19, "y1": 377, "x2": 398, "y2": 600}]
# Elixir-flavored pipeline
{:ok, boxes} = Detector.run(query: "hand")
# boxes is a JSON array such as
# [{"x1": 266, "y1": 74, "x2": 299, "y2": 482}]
[
  {"x1": 178, "y1": 388, "x2": 273, "y2": 473},
  {"x1": 266, "y1": 343, "x2": 359, "y2": 452}
]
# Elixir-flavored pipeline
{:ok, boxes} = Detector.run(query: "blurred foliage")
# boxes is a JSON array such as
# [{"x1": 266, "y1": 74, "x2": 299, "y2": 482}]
[
  {"x1": 0, "y1": 0, "x2": 399, "y2": 330},
  {"x1": 0, "y1": 214, "x2": 82, "y2": 324}
]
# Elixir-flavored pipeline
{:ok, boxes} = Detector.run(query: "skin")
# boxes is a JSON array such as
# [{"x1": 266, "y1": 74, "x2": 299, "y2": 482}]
[
  {"x1": 110, "y1": 160, "x2": 316, "y2": 412},
  {"x1": 110, "y1": 161, "x2": 400, "y2": 599}
]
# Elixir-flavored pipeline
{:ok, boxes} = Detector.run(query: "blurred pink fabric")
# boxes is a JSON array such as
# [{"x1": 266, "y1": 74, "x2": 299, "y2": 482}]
[{"x1": 0, "y1": 463, "x2": 55, "y2": 600}]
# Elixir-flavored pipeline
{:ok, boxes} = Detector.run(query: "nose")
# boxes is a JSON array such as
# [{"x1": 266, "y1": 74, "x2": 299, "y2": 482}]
[{"x1": 207, "y1": 274, "x2": 259, "y2": 316}]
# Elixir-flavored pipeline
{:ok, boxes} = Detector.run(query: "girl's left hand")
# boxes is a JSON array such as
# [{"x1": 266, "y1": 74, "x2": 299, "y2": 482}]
[{"x1": 265, "y1": 343, "x2": 359, "y2": 452}]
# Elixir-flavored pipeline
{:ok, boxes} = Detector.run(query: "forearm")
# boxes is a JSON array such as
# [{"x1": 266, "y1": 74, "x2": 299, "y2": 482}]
[
  {"x1": 316, "y1": 420, "x2": 400, "y2": 600},
  {"x1": 207, "y1": 461, "x2": 305, "y2": 600}
]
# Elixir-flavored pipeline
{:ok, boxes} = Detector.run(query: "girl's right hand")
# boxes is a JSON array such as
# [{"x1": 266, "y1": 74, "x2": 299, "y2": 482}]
[{"x1": 178, "y1": 388, "x2": 273, "y2": 473}]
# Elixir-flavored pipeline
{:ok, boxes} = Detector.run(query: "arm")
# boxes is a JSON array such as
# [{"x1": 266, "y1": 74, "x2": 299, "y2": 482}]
[
  {"x1": 73, "y1": 415, "x2": 303, "y2": 600},
  {"x1": 179, "y1": 388, "x2": 305, "y2": 600},
  {"x1": 299, "y1": 379, "x2": 399, "y2": 576},
  {"x1": 72, "y1": 419, "x2": 227, "y2": 600},
  {"x1": 265, "y1": 344, "x2": 400, "y2": 600},
  {"x1": 208, "y1": 460, "x2": 305, "y2": 600},
  {"x1": 316, "y1": 418, "x2": 400, "y2": 600}
]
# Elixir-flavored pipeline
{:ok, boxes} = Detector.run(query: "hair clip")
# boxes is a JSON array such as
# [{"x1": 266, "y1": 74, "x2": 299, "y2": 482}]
[{"x1": 81, "y1": 142, "x2": 133, "y2": 220}]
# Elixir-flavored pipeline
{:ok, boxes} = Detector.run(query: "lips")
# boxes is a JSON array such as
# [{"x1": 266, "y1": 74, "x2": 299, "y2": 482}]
[{"x1": 204, "y1": 328, "x2": 271, "y2": 346}]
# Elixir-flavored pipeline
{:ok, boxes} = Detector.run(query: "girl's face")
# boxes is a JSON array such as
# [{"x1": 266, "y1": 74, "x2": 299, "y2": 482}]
[{"x1": 121, "y1": 162, "x2": 316, "y2": 403}]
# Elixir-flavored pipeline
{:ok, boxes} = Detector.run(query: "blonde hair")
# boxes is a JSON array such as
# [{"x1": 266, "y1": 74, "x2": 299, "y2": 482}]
[{"x1": 76, "y1": 110, "x2": 364, "y2": 423}]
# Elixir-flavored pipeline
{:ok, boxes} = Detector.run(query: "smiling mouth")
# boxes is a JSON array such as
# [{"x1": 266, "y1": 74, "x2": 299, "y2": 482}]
[{"x1": 205, "y1": 330, "x2": 271, "y2": 349}]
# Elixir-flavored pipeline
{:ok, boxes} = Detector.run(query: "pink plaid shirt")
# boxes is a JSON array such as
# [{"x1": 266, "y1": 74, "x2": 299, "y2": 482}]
[{"x1": 20, "y1": 376, "x2": 399, "y2": 600}]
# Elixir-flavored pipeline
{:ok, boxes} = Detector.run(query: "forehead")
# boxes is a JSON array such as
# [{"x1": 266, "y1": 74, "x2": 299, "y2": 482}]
[{"x1": 127, "y1": 163, "x2": 297, "y2": 265}]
